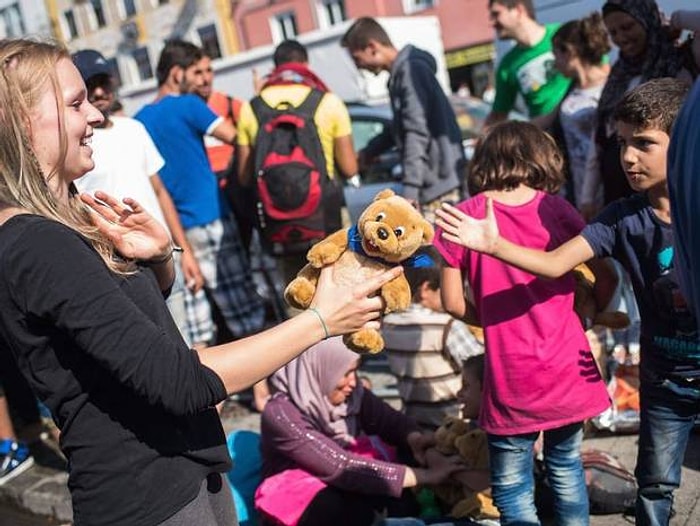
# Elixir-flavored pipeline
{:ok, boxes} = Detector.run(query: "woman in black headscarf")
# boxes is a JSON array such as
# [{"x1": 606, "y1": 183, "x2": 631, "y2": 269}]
[{"x1": 579, "y1": 0, "x2": 686, "y2": 217}]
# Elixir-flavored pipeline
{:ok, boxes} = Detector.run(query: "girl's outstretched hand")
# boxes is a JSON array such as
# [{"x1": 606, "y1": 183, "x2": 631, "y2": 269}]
[
  {"x1": 81, "y1": 191, "x2": 172, "y2": 261},
  {"x1": 311, "y1": 265, "x2": 403, "y2": 336},
  {"x1": 435, "y1": 200, "x2": 500, "y2": 254}
]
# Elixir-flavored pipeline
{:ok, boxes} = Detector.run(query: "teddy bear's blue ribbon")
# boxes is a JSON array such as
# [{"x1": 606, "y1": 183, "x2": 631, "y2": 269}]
[{"x1": 346, "y1": 225, "x2": 434, "y2": 268}]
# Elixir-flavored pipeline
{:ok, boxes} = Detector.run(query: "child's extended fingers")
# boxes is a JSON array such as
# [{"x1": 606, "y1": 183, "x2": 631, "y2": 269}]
[
  {"x1": 434, "y1": 208, "x2": 452, "y2": 223},
  {"x1": 440, "y1": 232, "x2": 462, "y2": 245},
  {"x1": 434, "y1": 218, "x2": 456, "y2": 235},
  {"x1": 440, "y1": 202, "x2": 469, "y2": 221},
  {"x1": 486, "y1": 197, "x2": 495, "y2": 221}
]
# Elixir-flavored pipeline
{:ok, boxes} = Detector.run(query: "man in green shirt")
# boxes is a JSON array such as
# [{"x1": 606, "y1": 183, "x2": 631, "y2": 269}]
[{"x1": 485, "y1": 0, "x2": 571, "y2": 126}]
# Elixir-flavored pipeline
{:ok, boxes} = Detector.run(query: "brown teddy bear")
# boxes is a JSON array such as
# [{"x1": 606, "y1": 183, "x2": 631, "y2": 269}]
[
  {"x1": 431, "y1": 416, "x2": 499, "y2": 521},
  {"x1": 573, "y1": 263, "x2": 630, "y2": 380},
  {"x1": 284, "y1": 189, "x2": 434, "y2": 354},
  {"x1": 573, "y1": 263, "x2": 630, "y2": 332},
  {"x1": 434, "y1": 416, "x2": 470, "y2": 456}
]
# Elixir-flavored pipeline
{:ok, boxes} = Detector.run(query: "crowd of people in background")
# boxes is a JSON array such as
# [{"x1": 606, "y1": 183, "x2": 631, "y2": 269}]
[{"x1": 0, "y1": 1, "x2": 700, "y2": 526}]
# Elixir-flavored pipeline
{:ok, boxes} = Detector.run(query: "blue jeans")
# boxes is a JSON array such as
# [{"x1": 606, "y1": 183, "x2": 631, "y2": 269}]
[
  {"x1": 488, "y1": 423, "x2": 588, "y2": 526},
  {"x1": 635, "y1": 376, "x2": 700, "y2": 525}
]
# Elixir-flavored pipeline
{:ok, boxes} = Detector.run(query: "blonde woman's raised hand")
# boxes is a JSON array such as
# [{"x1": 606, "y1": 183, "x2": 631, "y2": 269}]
[
  {"x1": 81, "y1": 191, "x2": 172, "y2": 261},
  {"x1": 435, "y1": 200, "x2": 500, "y2": 255}
]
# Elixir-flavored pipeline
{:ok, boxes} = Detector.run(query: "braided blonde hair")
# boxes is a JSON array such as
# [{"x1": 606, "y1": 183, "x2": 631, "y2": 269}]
[{"x1": 0, "y1": 38, "x2": 131, "y2": 273}]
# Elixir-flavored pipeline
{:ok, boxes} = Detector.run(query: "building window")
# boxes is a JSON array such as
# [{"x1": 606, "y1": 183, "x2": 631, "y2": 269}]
[
  {"x1": 402, "y1": 0, "x2": 434, "y2": 14},
  {"x1": 123, "y1": 0, "x2": 137, "y2": 18},
  {"x1": 271, "y1": 11, "x2": 297, "y2": 43},
  {"x1": 132, "y1": 47, "x2": 153, "y2": 81},
  {"x1": 64, "y1": 9, "x2": 78, "y2": 39},
  {"x1": 91, "y1": 0, "x2": 106, "y2": 27},
  {"x1": 0, "y1": 3, "x2": 25, "y2": 38},
  {"x1": 198, "y1": 24, "x2": 222, "y2": 59},
  {"x1": 121, "y1": 20, "x2": 140, "y2": 47},
  {"x1": 318, "y1": 0, "x2": 345, "y2": 28}
]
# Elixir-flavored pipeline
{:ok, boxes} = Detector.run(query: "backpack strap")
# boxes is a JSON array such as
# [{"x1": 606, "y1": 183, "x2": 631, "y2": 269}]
[
  {"x1": 293, "y1": 88, "x2": 325, "y2": 120},
  {"x1": 249, "y1": 88, "x2": 324, "y2": 126},
  {"x1": 293, "y1": 89, "x2": 327, "y2": 180},
  {"x1": 250, "y1": 94, "x2": 276, "y2": 126},
  {"x1": 249, "y1": 94, "x2": 282, "y2": 176}
]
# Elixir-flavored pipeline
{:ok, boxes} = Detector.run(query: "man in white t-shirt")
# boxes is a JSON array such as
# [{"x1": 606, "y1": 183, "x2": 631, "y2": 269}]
[{"x1": 72, "y1": 49, "x2": 203, "y2": 343}]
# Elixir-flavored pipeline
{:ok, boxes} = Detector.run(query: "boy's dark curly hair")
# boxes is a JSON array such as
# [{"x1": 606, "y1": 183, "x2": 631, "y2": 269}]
[{"x1": 613, "y1": 77, "x2": 690, "y2": 134}]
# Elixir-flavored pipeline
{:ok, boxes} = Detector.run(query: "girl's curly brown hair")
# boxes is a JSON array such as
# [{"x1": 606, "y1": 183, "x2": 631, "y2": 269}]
[{"x1": 467, "y1": 121, "x2": 564, "y2": 196}]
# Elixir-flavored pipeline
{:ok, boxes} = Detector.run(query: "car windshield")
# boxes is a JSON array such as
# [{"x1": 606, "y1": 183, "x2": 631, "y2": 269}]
[
  {"x1": 352, "y1": 119, "x2": 387, "y2": 152},
  {"x1": 448, "y1": 96, "x2": 490, "y2": 140}
]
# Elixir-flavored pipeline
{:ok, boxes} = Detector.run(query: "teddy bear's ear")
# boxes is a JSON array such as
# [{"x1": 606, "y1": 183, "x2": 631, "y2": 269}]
[
  {"x1": 373, "y1": 189, "x2": 395, "y2": 201},
  {"x1": 421, "y1": 217, "x2": 435, "y2": 244},
  {"x1": 573, "y1": 263, "x2": 595, "y2": 285}
]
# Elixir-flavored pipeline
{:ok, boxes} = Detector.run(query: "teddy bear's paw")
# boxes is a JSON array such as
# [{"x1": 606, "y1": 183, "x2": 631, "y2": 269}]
[
  {"x1": 284, "y1": 278, "x2": 315, "y2": 310},
  {"x1": 343, "y1": 329, "x2": 385, "y2": 355},
  {"x1": 382, "y1": 277, "x2": 411, "y2": 313},
  {"x1": 451, "y1": 495, "x2": 481, "y2": 519},
  {"x1": 594, "y1": 311, "x2": 631, "y2": 329},
  {"x1": 307, "y1": 244, "x2": 344, "y2": 268},
  {"x1": 384, "y1": 294, "x2": 411, "y2": 313},
  {"x1": 452, "y1": 491, "x2": 500, "y2": 520}
]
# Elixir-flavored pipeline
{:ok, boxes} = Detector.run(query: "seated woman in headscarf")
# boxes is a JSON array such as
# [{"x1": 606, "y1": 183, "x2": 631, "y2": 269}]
[{"x1": 256, "y1": 337, "x2": 462, "y2": 526}]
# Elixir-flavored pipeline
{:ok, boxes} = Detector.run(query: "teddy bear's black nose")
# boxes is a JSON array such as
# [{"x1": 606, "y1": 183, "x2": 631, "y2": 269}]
[{"x1": 377, "y1": 227, "x2": 389, "y2": 240}]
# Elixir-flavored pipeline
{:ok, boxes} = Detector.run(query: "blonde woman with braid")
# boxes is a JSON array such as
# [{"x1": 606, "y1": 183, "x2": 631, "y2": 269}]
[{"x1": 0, "y1": 39, "x2": 399, "y2": 526}]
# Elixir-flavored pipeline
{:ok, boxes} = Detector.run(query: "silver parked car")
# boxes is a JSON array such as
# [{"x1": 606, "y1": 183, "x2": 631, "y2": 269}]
[{"x1": 343, "y1": 96, "x2": 526, "y2": 222}]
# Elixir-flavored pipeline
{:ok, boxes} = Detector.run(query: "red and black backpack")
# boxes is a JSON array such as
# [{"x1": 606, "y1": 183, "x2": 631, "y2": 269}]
[{"x1": 250, "y1": 89, "x2": 342, "y2": 256}]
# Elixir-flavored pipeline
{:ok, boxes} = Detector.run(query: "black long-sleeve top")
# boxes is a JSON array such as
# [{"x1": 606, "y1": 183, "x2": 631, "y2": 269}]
[{"x1": 0, "y1": 215, "x2": 230, "y2": 526}]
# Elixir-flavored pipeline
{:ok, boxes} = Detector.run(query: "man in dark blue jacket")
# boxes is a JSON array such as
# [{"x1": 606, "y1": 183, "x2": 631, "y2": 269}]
[{"x1": 342, "y1": 17, "x2": 466, "y2": 222}]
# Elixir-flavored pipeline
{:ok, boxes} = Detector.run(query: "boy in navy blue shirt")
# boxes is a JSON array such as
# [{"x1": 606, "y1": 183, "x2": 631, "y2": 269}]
[{"x1": 435, "y1": 77, "x2": 697, "y2": 525}]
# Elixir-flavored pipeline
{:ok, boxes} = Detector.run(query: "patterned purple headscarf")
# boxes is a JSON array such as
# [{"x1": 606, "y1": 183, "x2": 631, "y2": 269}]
[{"x1": 271, "y1": 337, "x2": 363, "y2": 446}]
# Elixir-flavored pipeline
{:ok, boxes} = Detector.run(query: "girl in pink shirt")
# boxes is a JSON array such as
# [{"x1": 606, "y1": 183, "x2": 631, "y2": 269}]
[{"x1": 433, "y1": 121, "x2": 611, "y2": 525}]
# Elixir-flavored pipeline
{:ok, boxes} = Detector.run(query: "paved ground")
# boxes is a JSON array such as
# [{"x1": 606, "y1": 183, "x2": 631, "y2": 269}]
[
  {"x1": 1, "y1": 365, "x2": 698, "y2": 525},
  {"x1": 586, "y1": 431, "x2": 700, "y2": 526}
]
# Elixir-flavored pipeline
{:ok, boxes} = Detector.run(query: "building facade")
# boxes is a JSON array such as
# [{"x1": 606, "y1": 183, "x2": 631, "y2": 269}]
[
  {"x1": 11, "y1": 0, "x2": 700, "y2": 96},
  {"x1": 42, "y1": 0, "x2": 494, "y2": 96},
  {"x1": 0, "y1": 0, "x2": 51, "y2": 39},
  {"x1": 46, "y1": 0, "x2": 238, "y2": 88},
  {"x1": 233, "y1": 0, "x2": 494, "y2": 96}
]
